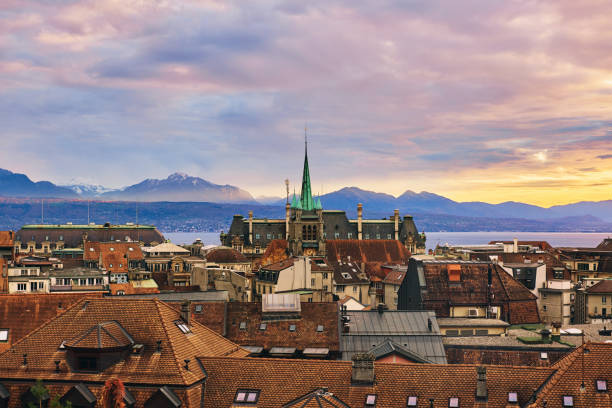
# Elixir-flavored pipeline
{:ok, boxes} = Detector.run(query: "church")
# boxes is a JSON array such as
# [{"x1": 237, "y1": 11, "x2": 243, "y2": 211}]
[{"x1": 220, "y1": 142, "x2": 426, "y2": 257}]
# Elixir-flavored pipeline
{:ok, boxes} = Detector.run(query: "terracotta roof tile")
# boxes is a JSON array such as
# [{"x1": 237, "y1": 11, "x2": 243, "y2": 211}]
[
  {"x1": 0, "y1": 231, "x2": 14, "y2": 247},
  {"x1": 0, "y1": 293, "x2": 102, "y2": 352},
  {"x1": 83, "y1": 241, "x2": 143, "y2": 273},
  {"x1": 0, "y1": 298, "x2": 248, "y2": 384},
  {"x1": 206, "y1": 247, "x2": 248, "y2": 263},
  {"x1": 585, "y1": 279, "x2": 612, "y2": 294},
  {"x1": 199, "y1": 357, "x2": 555, "y2": 407}
]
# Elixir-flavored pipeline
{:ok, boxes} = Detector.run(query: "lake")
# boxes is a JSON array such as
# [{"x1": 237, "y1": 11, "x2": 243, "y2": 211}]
[{"x1": 164, "y1": 231, "x2": 612, "y2": 251}]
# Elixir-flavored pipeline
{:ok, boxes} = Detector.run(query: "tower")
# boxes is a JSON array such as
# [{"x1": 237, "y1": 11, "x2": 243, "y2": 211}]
[{"x1": 288, "y1": 131, "x2": 325, "y2": 256}]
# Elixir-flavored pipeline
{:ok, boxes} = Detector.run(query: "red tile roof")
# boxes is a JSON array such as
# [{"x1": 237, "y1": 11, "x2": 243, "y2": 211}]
[
  {"x1": 528, "y1": 343, "x2": 612, "y2": 407},
  {"x1": 198, "y1": 357, "x2": 555, "y2": 407},
  {"x1": 383, "y1": 269, "x2": 406, "y2": 285},
  {"x1": 471, "y1": 252, "x2": 571, "y2": 280},
  {"x1": 419, "y1": 262, "x2": 540, "y2": 324},
  {"x1": 0, "y1": 293, "x2": 102, "y2": 352},
  {"x1": 206, "y1": 247, "x2": 248, "y2": 263},
  {"x1": 585, "y1": 279, "x2": 612, "y2": 294},
  {"x1": 258, "y1": 239, "x2": 290, "y2": 268},
  {"x1": 109, "y1": 282, "x2": 160, "y2": 295},
  {"x1": 326, "y1": 240, "x2": 410, "y2": 279},
  {"x1": 83, "y1": 241, "x2": 143, "y2": 273},
  {"x1": 0, "y1": 231, "x2": 14, "y2": 247},
  {"x1": 0, "y1": 298, "x2": 248, "y2": 384}
]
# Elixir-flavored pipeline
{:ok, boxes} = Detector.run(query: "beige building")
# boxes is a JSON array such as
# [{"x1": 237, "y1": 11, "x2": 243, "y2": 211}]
[
  {"x1": 191, "y1": 266, "x2": 252, "y2": 302},
  {"x1": 331, "y1": 261, "x2": 370, "y2": 305},
  {"x1": 256, "y1": 257, "x2": 333, "y2": 301},
  {"x1": 581, "y1": 280, "x2": 612, "y2": 323},
  {"x1": 7, "y1": 266, "x2": 49, "y2": 294},
  {"x1": 538, "y1": 280, "x2": 574, "y2": 326},
  {"x1": 437, "y1": 318, "x2": 509, "y2": 336}
]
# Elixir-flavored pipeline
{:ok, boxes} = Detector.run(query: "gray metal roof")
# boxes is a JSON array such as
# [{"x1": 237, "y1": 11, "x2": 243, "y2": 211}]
[
  {"x1": 116, "y1": 290, "x2": 229, "y2": 302},
  {"x1": 341, "y1": 310, "x2": 447, "y2": 364}
]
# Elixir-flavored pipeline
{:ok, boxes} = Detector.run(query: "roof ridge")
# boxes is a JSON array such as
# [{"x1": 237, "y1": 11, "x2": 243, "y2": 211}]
[
  {"x1": 0, "y1": 296, "x2": 88, "y2": 357},
  {"x1": 532, "y1": 343, "x2": 586, "y2": 405},
  {"x1": 153, "y1": 299, "x2": 190, "y2": 385}
]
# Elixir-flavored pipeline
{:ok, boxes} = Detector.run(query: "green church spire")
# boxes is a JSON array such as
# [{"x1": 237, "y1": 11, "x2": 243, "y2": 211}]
[{"x1": 300, "y1": 129, "x2": 315, "y2": 211}]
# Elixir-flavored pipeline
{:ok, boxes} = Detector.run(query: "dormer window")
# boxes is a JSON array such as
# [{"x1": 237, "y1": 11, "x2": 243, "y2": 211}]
[
  {"x1": 448, "y1": 265, "x2": 461, "y2": 282},
  {"x1": 406, "y1": 396, "x2": 418, "y2": 406}
]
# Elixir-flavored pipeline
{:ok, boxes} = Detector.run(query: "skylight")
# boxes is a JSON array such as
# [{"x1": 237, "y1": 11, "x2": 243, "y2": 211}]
[
  {"x1": 596, "y1": 380, "x2": 607, "y2": 392},
  {"x1": 365, "y1": 394, "x2": 376, "y2": 406},
  {"x1": 239, "y1": 322, "x2": 247, "y2": 330},
  {"x1": 449, "y1": 397, "x2": 459, "y2": 407},
  {"x1": 259, "y1": 323, "x2": 267, "y2": 331},
  {"x1": 234, "y1": 390, "x2": 260, "y2": 404},
  {"x1": 562, "y1": 395, "x2": 574, "y2": 407},
  {"x1": 174, "y1": 320, "x2": 191, "y2": 334},
  {"x1": 540, "y1": 352, "x2": 548, "y2": 360},
  {"x1": 289, "y1": 324, "x2": 296, "y2": 332},
  {"x1": 316, "y1": 325, "x2": 324, "y2": 332},
  {"x1": 0, "y1": 329, "x2": 8, "y2": 342},
  {"x1": 195, "y1": 304, "x2": 203, "y2": 313},
  {"x1": 406, "y1": 396, "x2": 418, "y2": 407},
  {"x1": 508, "y1": 392, "x2": 518, "y2": 403}
]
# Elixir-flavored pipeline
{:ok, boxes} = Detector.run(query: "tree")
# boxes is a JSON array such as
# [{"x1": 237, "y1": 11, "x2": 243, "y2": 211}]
[
  {"x1": 101, "y1": 379, "x2": 126, "y2": 408},
  {"x1": 28, "y1": 380, "x2": 48, "y2": 408}
]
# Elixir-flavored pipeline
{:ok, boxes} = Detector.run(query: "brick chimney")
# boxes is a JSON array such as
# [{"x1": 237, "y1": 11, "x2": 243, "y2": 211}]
[
  {"x1": 357, "y1": 204, "x2": 363, "y2": 240},
  {"x1": 476, "y1": 366, "x2": 487, "y2": 400},
  {"x1": 351, "y1": 353, "x2": 375, "y2": 384},
  {"x1": 180, "y1": 301, "x2": 191, "y2": 326}
]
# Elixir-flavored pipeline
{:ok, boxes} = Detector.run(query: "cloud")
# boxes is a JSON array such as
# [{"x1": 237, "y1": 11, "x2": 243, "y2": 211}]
[
  {"x1": 598, "y1": 154, "x2": 612, "y2": 160},
  {"x1": 1, "y1": 0, "x2": 612, "y2": 204}
]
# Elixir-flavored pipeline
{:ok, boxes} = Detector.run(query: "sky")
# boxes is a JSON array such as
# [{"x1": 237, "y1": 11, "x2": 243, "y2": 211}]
[{"x1": 1, "y1": 0, "x2": 612, "y2": 207}]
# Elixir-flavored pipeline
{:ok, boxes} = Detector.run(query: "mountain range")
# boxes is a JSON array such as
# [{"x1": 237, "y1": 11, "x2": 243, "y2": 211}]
[{"x1": 0, "y1": 168, "x2": 611, "y2": 229}]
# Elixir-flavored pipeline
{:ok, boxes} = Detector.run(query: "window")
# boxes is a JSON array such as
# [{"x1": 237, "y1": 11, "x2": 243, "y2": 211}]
[
  {"x1": 577, "y1": 263, "x2": 589, "y2": 271},
  {"x1": 542, "y1": 293, "x2": 547, "y2": 299},
  {"x1": 540, "y1": 352, "x2": 548, "y2": 360},
  {"x1": 323, "y1": 285, "x2": 328, "y2": 291},
  {"x1": 77, "y1": 356, "x2": 97, "y2": 371},
  {"x1": 119, "y1": 263, "x2": 122, "y2": 268},
  {"x1": 543, "y1": 305, "x2": 547, "y2": 311},
  {"x1": 316, "y1": 325, "x2": 324, "y2": 332},
  {"x1": 596, "y1": 380, "x2": 607, "y2": 392},
  {"x1": 259, "y1": 323, "x2": 267, "y2": 331},
  {"x1": 554, "y1": 269, "x2": 564, "y2": 279},
  {"x1": 311, "y1": 279, "x2": 315, "y2": 286},
  {"x1": 365, "y1": 234, "x2": 370, "y2": 239},
  {"x1": 234, "y1": 390, "x2": 260, "y2": 404},
  {"x1": 365, "y1": 394, "x2": 377, "y2": 406},
  {"x1": 323, "y1": 272, "x2": 328, "y2": 279},
  {"x1": 89, "y1": 247, "x2": 94, "y2": 252},
  {"x1": 109, "y1": 264, "x2": 113, "y2": 268},
  {"x1": 20, "y1": 269, "x2": 26, "y2": 276},
  {"x1": 449, "y1": 397, "x2": 459, "y2": 407},
  {"x1": 562, "y1": 395, "x2": 574, "y2": 407},
  {"x1": 239, "y1": 322, "x2": 247, "y2": 330},
  {"x1": 508, "y1": 392, "x2": 518, "y2": 403},
  {"x1": 446, "y1": 329, "x2": 459, "y2": 336},
  {"x1": 603, "y1": 296, "x2": 607, "y2": 304},
  {"x1": 347, "y1": 233, "x2": 352, "y2": 239},
  {"x1": 603, "y1": 308, "x2": 607, "y2": 316},
  {"x1": 174, "y1": 320, "x2": 191, "y2": 334},
  {"x1": 109, "y1": 247, "x2": 114, "y2": 252},
  {"x1": 475, "y1": 329, "x2": 488, "y2": 336},
  {"x1": 255, "y1": 234, "x2": 260, "y2": 240},
  {"x1": 376, "y1": 234, "x2": 380, "y2": 240},
  {"x1": 266, "y1": 233, "x2": 271, "y2": 240},
  {"x1": 0, "y1": 329, "x2": 8, "y2": 342},
  {"x1": 289, "y1": 324, "x2": 296, "y2": 332},
  {"x1": 353, "y1": 286, "x2": 358, "y2": 293},
  {"x1": 17, "y1": 283, "x2": 26, "y2": 291},
  {"x1": 334, "y1": 232, "x2": 340, "y2": 239},
  {"x1": 387, "y1": 234, "x2": 392, "y2": 239},
  {"x1": 407, "y1": 396, "x2": 418, "y2": 406},
  {"x1": 460, "y1": 329, "x2": 474, "y2": 336}
]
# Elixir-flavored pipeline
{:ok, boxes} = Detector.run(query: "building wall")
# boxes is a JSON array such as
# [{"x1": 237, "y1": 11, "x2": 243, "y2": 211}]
[
  {"x1": 276, "y1": 258, "x2": 311, "y2": 292},
  {"x1": 440, "y1": 326, "x2": 506, "y2": 336},
  {"x1": 377, "y1": 353, "x2": 415, "y2": 364},
  {"x1": 587, "y1": 292, "x2": 612, "y2": 320},
  {"x1": 333, "y1": 283, "x2": 370, "y2": 305},
  {"x1": 384, "y1": 283, "x2": 400, "y2": 310},
  {"x1": 450, "y1": 306, "x2": 488, "y2": 318},
  {"x1": 539, "y1": 290, "x2": 573, "y2": 326}
]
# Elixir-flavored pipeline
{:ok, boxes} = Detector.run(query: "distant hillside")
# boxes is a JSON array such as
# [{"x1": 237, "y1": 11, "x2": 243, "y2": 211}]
[
  {"x1": 0, "y1": 169, "x2": 77, "y2": 199},
  {"x1": 100, "y1": 173, "x2": 256, "y2": 203}
]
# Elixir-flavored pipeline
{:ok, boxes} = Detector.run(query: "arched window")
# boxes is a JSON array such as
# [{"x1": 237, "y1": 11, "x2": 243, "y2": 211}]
[
  {"x1": 307, "y1": 225, "x2": 312, "y2": 240},
  {"x1": 312, "y1": 225, "x2": 317, "y2": 240},
  {"x1": 302, "y1": 225, "x2": 307, "y2": 240}
]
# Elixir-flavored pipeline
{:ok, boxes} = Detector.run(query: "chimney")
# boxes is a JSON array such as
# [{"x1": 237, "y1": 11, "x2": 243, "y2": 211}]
[
  {"x1": 394, "y1": 209, "x2": 399, "y2": 240},
  {"x1": 476, "y1": 366, "x2": 487, "y2": 400},
  {"x1": 248, "y1": 211, "x2": 254, "y2": 244},
  {"x1": 377, "y1": 303, "x2": 386, "y2": 314},
  {"x1": 351, "y1": 353, "x2": 375, "y2": 384},
  {"x1": 357, "y1": 204, "x2": 363, "y2": 240},
  {"x1": 54, "y1": 360, "x2": 61, "y2": 373},
  {"x1": 513, "y1": 238, "x2": 518, "y2": 253},
  {"x1": 427, "y1": 318, "x2": 432, "y2": 332},
  {"x1": 180, "y1": 301, "x2": 191, "y2": 326}
]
